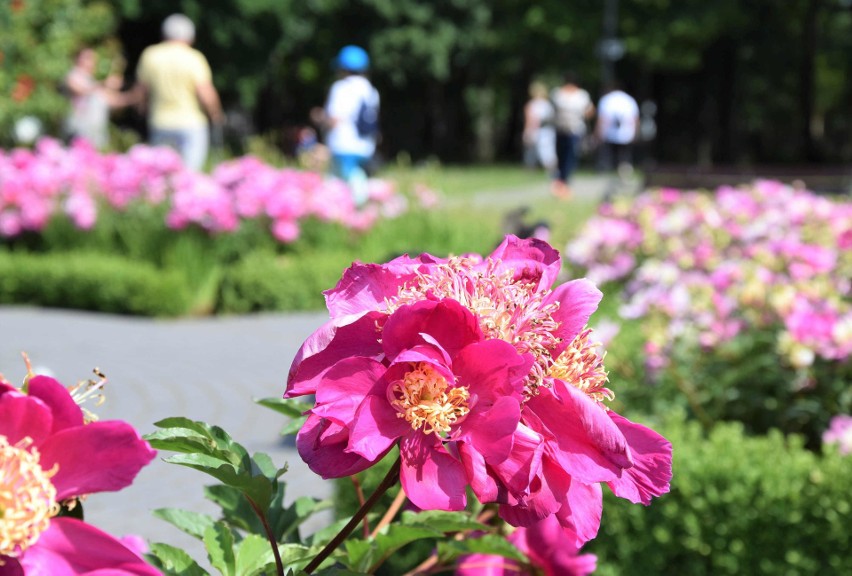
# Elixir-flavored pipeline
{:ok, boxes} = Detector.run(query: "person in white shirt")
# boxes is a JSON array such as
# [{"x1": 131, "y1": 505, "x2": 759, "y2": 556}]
[
  {"x1": 595, "y1": 82, "x2": 639, "y2": 177},
  {"x1": 311, "y1": 45, "x2": 380, "y2": 206}
]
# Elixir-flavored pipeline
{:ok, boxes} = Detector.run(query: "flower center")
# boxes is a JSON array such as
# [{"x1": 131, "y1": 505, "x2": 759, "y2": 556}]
[
  {"x1": 390, "y1": 257, "x2": 562, "y2": 395},
  {"x1": 548, "y1": 328, "x2": 614, "y2": 405},
  {"x1": 390, "y1": 363, "x2": 470, "y2": 436},
  {"x1": 0, "y1": 435, "x2": 59, "y2": 559}
]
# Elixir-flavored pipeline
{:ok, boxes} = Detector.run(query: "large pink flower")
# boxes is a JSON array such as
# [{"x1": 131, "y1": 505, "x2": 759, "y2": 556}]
[
  {"x1": 287, "y1": 235, "x2": 672, "y2": 538},
  {"x1": 0, "y1": 375, "x2": 159, "y2": 575},
  {"x1": 297, "y1": 299, "x2": 533, "y2": 510},
  {"x1": 455, "y1": 515, "x2": 597, "y2": 576}
]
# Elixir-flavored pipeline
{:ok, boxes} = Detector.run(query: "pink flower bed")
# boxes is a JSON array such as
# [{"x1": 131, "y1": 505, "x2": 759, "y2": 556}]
[
  {"x1": 0, "y1": 138, "x2": 412, "y2": 243},
  {"x1": 566, "y1": 181, "x2": 852, "y2": 371}
]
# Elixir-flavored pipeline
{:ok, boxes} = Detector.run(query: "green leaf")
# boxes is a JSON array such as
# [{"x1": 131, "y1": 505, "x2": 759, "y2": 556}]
[
  {"x1": 153, "y1": 508, "x2": 216, "y2": 540},
  {"x1": 400, "y1": 509, "x2": 487, "y2": 533},
  {"x1": 256, "y1": 397, "x2": 312, "y2": 418},
  {"x1": 146, "y1": 542, "x2": 209, "y2": 576},
  {"x1": 345, "y1": 524, "x2": 441, "y2": 573},
  {"x1": 234, "y1": 533, "x2": 278, "y2": 576},
  {"x1": 437, "y1": 533, "x2": 527, "y2": 563},
  {"x1": 256, "y1": 397, "x2": 311, "y2": 437},
  {"x1": 203, "y1": 522, "x2": 237, "y2": 576}
]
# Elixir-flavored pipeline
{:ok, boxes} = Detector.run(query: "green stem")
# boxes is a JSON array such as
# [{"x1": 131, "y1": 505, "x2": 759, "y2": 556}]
[
  {"x1": 304, "y1": 456, "x2": 402, "y2": 574},
  {"x1": 248, "y1": 498, "x2": 284, "y2": 576}
]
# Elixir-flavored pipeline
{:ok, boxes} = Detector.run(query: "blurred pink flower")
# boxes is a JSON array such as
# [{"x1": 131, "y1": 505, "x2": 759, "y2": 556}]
[
  {"x1": 456, "y1": 516, "x2": 596, "y2": 576},
  {"x1": 823, "y1": 414, "x2": 852, "y2": 455},
  {"x1": 0, "y1": 375, "x2": 158, "y2": 574}
]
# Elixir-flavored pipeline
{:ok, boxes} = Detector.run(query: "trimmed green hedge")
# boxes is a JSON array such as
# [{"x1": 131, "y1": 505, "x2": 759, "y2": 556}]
[
  {"x1": 0, "y1": 250, "x2": 192, "y2": 317},
  {"x1": 589, "y1": 414, "x2": 852, "y2": 575}
]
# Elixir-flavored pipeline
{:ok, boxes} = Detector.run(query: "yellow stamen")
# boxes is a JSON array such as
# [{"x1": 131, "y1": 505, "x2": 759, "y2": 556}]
[
  {"x1": 0, "y1": 435, "x2": 59, "y2": 559},
  {"x1": 549, "y1": 328, "x2": 614, "y2": 405},
  {"x1": 390, "y1": 363, "x2": 470, "y2": 436}
]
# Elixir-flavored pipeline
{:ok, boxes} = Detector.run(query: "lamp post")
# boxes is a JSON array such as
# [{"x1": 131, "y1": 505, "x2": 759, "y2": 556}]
[{"x1": 599, "y1": 0, "x2": 623, "y2": 87}]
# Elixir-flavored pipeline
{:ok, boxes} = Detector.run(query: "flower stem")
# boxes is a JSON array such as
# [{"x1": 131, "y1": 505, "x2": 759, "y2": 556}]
[
  {"x1": 248, "y1": 498, "x2": 284, "y2": 576},
  {"x1": 304, "y1": 456, "x2": 402, "y2": 574},
  {"x1": 370, "y1": 486, "x2": 407, "y2": 538}
]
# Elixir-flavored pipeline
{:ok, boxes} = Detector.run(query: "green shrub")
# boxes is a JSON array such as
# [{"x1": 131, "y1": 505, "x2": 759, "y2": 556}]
[
  {"x1": 216, "y1": 250, "x2": 353, "y2": 313},
  {"x1": 589, "y1": 413, "x2": 852, "y2": 575},
  {"x1": 0, "y1": 250, "x2": 192, "y2": 316}
]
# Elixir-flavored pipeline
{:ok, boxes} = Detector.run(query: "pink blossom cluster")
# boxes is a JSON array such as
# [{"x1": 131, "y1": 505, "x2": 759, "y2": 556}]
[
  {"x1": 823, "y1": 414, "x2": 852, "y2": 455},
  {"x1": 286, "y1": 235, "x2": 672, "y2": 549},
  {"x1": 565, "y1": 181, "x2": 852, "y2": 370},
  {"x1": 0, "y1": 138, "x2": 414, "y2": 244}
]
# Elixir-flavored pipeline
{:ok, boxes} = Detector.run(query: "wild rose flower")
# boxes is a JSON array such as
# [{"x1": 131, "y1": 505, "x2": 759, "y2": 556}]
[
  {"x1": 0, "y1": 374, "x2": 158, "y2": 574},
  {"x1": 287, "y1": 235, "x2": 672, "y2": 539},
  {"x1": 456, "y1": 516, "x2": 597, "y2": 576}
]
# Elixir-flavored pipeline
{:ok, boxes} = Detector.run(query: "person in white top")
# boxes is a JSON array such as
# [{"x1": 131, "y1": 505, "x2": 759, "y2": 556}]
[
  {"x1": 550, "y1": 72, "x2": 595, "y2": 199},
  {"x1": 311, "y1": 45, "x2": 380, "y2": 206},
  {"x1": 595, "y1": 82, "x2": 640, "y2": 182},
  {"x1": 522, "y1": 82, "x2": 556, "y2": 173}
]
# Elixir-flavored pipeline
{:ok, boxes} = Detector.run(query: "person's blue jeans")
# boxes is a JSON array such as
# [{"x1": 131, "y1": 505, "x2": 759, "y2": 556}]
[
  {"x1": 332, "y1": 152, "x2": 371, "y2": 206},
  {"x1": 554, "y1": 131, "x2": 582, "y2": 183},
  {"x1": 150, "y1": 126, "x2": 209, "y2": 172}
]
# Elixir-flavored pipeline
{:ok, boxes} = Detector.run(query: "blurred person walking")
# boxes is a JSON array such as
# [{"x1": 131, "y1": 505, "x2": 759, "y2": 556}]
[
  {"x1": 311, "y1": 45, "x2": 380, "y2": 206},
  {"x1": 522, "y1": 81, "x2": 556, "y2": 173},
  {"x1": 550, "y1": 72, "x2": 594, "y2": 199},
  {"x1": 130, "y1": 14, "x2": 224, "y2": 171},
  {"x1": 595, "y1": 81, "x2": 639, "y2": 202},
  {"x1": 62, "y1": 47, "x2": 128, "y2": 150}
]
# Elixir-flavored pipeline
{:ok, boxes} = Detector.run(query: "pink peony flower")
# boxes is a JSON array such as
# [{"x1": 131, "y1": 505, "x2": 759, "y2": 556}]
[
  {"x1": 297, "y1": 298, "x2": 533, "y2": 511},
  {"x1": 455, "y1": 515, "x2": 597, "y2": 576},
  {"x1": 0, "y1": 375, "x2": 159, "y2": 574},
  {"x1": 287, "y1": 235, "x2": 672, "y2": 540}
]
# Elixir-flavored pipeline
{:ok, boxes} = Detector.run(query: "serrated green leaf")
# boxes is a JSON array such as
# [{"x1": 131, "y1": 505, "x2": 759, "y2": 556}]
[
  {"x1": 400, "y1": 509, "x2": 486, "y2": 533},
  {"x1": 153, "y1": 508, "x2": 216, "y2": 539},
  {"x1": 234, "y1": 533, "x2": 277, "y2": 576},
  {"x1": 278, "y1": 543, "x2": 325, "y2": 573},
  {"x1": 153, "y1": 417, "x2": 217, "y2": 439},
  {"x1": 251, "y1": 451, "x2": 286, "y2": 480},
  {"x1": 163, "y1": 453, "x2": 275, "y2": 510},
  {"x1": 203, "y1": 522, "x2": 237, "y2": 576},
  {"x1": 147, "y1": 542, "x2": 209, "y2": 576},
  {"x1": 437, "y1": 533, "x2": 527, "y2": 563}
]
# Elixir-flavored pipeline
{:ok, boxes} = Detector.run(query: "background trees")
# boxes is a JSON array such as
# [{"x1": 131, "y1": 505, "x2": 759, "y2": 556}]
[{"x1": 4, "y1": 0, "x2": 852, "y2": 165}]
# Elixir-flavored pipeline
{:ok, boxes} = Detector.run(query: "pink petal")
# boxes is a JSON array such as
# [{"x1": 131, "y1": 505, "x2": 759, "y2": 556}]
[
  {"x1": 348, "y1": 395, "x2": 409, "y2": 460},
  {"x1": 26, "y1": 375, "x2": 85, "y2": 433},
  {"x1": 487, "y1": 234, "x2": 562, "y2": 290},
  {"x1": 324, "y1": 259, "x2": 424, "y2": 324},
  {"x1": 311, "y1": 357, "x2": 386, "y2": 423},
  {"x1": 556, "y1": 476, "x2": 603, "y2": 546},
  {"x1": 286, "y1": 312, "x2": 385, "y2": 398},
  {"x1": 0, "y1": 558, "x2": 24, "y2": 576},
  {"x1": 296, "y1": 413, "x2": 376, "y2": 478},
  {"x1": 0, "y1": 390, "x2": 53, "y2": 447},
  {"x1": 546, "y1": 279, "x2": 603, "y2": 357},
  {"x1": 38, "y1": 421, "x2": 156, "y2": 501},
  {"x1": 455, "y1": 553, "x2": 523, "y2": 576},
  {"x1": 490, "y1": 423, "x2": 545, "y2": 500},
  {"x1": 458, "y1": 443, "x2": 499, "y2": 503},
  {"x1": 382, "y1": 299, "x2": 482, "y2": 361},
  {"x1": 19, "y1": 518, "x2": 161, "y2": 576},
  {"x1": 606, "y1": 412, "x2": 673, "y2": 504},
  {"x1": 399, "y1": 433, "x2": 467, "y2": 511},
  {"x1": 462, "y1": 397, "x2": 521, "y2": 464},
  {"x1": 454, "y1": 339, "x2": 530, "y2": 404},
  {"x1": 526, "y1": 382, "x2": 631, "y2": 483}
]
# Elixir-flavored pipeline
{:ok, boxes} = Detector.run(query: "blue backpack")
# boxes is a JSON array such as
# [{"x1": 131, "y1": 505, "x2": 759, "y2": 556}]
[{"x1": 355, "y1": 97, "x2": 380, "y2": 138}]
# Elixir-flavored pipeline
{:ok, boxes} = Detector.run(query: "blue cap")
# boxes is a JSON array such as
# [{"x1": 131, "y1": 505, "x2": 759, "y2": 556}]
[{"x1": 336, "y1": 45, "x2": 369, "y2": 72}]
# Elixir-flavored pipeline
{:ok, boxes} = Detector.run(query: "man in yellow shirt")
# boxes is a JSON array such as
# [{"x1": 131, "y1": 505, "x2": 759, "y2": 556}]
[{"x1": 131, "y1": 14, "x2": 223, "y2": 171}]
